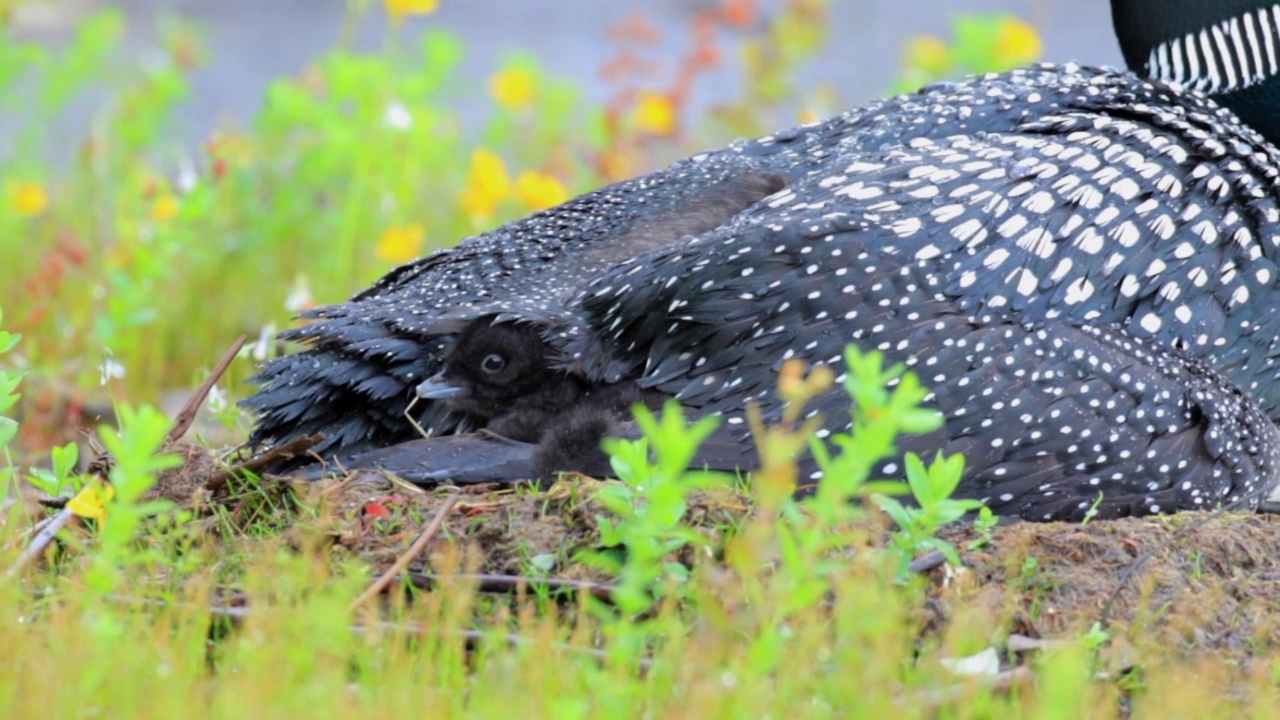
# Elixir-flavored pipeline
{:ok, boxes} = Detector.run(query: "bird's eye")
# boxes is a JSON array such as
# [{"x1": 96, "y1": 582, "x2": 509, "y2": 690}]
[{"x1": 481, "y1": 353, "x2": 507, "y2": 374}]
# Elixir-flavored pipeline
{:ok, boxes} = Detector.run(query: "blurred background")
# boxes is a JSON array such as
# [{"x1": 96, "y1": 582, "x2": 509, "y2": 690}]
[
  {"x1": 3, "y1": 0, "x2": 1119, "y2": 152},
  {"x1": 0, "y1": 0, "x2": 1119, "y2": 454}
]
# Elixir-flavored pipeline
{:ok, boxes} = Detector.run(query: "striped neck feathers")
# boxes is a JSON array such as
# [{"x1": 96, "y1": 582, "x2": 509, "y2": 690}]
[{"x1": 1111, "y1": 0, "x2": 1280, "y2": 144}]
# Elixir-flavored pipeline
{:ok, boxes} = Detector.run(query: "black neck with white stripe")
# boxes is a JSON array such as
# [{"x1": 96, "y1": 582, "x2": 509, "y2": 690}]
[{"x1": 1112, "y1": 0, "x2": 1280, "y2": 144}]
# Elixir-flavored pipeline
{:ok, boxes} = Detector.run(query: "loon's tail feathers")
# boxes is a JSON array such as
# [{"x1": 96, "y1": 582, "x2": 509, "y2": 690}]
[{"x1": 241, "y1": 321, "x2": 458, "y2": 462}]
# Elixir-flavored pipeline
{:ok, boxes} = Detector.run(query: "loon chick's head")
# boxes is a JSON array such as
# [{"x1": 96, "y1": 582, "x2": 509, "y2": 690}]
[
  {"x1": 1112, "y1": 0, "x2": 1280, "y2": 143},
  {"x1": 415, "y1": 318, "x2": 571, "y2": 422}
]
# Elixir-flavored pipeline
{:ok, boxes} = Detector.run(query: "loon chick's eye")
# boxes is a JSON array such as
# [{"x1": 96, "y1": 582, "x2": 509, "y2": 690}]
[{"x1": 481, "y1": 353, "x2": 507, "y2": 374}]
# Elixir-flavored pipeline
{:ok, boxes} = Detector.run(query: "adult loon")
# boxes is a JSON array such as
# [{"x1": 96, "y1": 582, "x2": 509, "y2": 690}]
[{"x1": 243, "y1": 0, "x2": 1280, "y2": 521}]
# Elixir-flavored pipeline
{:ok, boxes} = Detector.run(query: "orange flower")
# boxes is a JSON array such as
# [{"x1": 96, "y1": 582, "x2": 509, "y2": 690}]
[
  {"x1": 459, "y1": 148, "x2": 511, "y2": 220},
  {"x1": 376, "y1": 224, "x2": 426, "y2": 264},
  {"x1": 515, "y1": 171, "x2": 568, "y2": 211},
  {"x1": 489, "y1": 67, "x2": 538, "y2": 111},
  {"x1": 8, "y1": 181, "x2": 49, "y2": 217},
  {"x1": 385, "y1": 0, "x2": 439, "y2": 24},
  {"x1": 634, "y1": 90, "x2": 676, "y2": 135}
]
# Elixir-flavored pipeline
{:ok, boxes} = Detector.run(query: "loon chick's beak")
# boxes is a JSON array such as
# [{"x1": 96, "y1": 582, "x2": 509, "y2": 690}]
[{"x1": 415, "y1": 374, "x2": 464, "y2": 399}]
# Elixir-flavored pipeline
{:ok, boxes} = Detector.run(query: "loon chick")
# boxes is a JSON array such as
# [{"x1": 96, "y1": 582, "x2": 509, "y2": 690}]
[
  {"x1": 415, "y1": 317, "x2": 588, "y2": 440},
  {"x1": 414, "y1": 315, "x2": 665, "y2": 443}
]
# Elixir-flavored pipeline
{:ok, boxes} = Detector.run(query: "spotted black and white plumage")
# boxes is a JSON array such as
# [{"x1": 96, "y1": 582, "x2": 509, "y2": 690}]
[
  {"x1": 567, "y1": 156, "x2": 1280, "y2": 519},
  {"x1": 243, "y1": 0, "x2": 1280, "y2": 520}
]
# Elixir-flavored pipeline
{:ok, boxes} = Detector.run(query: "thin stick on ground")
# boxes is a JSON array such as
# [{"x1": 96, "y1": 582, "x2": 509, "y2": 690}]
[
  {"x1": 205, "y1": 432, "x2": 325, "y2": 493},
  {"x1": 350, "y1": 493, "x2": 461, "y2": 611},
  {"x1": 4, "y1": 508, "x2": 75, "y2": 580},
  {"x1": 167, "y1": 335, "x2": 247, "y2": 444}
]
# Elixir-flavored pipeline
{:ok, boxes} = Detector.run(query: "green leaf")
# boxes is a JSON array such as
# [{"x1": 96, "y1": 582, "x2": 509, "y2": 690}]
[
  {"x1": 0, "y1": 418, "x2": 16, "y2": 450},
  {"x1": 904, "y1": 452, "x2": 936, "y2": 506},
  {"x1": 51, "y1": 442, "x2": 80, "y2": 482},
  {"x1": 873, "y1": 494, "x2": 915, "y2": 531},
  {"x1": 899, "y1": 407, "x2": 945, "y2": 434},
  {"x1": 0, "y1": 371, "x2": 22, "y2": 414},
  {"x1": 0, "y1": 330, "x2": 20, "y2": 354},
  {"x1": 25, "y1": 468, "x2": 58, "y2": 495}
]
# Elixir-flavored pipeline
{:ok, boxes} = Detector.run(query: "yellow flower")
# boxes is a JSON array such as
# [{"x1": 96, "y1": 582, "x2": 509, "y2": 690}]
[
  {"x1": 995, "y1": 17, "x2": 1042, "y2": 68},
  {"x1": 515, "y1": 171, "x2": 568, "y2": 211},
  {"x1": 459, "y1": 148, "x2": 511, "y2": 220},
  {"x1": 9, "y1": 181, "x2": 49, "y2": 217},
  {"x1": 489, "y1": 67, "x2": 538, "y2": 111},
  {"x1": 67, "y1": 480, "x2": 116, "y2": 522},
  {"x1": 151, "y1": 194, "x2": 180, "y2": 222},
  {"x1": 376, "y1": 224, "x2": 426, "y2": 264},
  {"x1": 905, "y1": 35, "x2": 950, "y2": 76},
  {"x1": 797, "y1": 108, "x2": 819, "y2": 124},
  {"x1": 384, "y1": 0, "x2": 439, "y2": 23},
  {"x1": 634, "y1": 90, "x2": 676, "y2": 135}
]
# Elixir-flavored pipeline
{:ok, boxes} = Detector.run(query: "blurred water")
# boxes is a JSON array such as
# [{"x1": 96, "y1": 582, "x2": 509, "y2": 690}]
[{"x1": 4, "y1": 0, "x2": 1123, "y2": 157}]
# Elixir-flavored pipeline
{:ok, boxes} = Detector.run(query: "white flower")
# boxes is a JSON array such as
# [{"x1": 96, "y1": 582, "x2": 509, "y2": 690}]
[
  {"x1": 98, "y1": 358, "x2": 126, "y2": 386},
  {"x1": 384, "y1": 100, "x2": 413, "y2": 131}
]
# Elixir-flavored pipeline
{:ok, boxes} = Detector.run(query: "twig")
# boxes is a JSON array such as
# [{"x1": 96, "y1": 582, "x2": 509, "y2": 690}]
[
  {"x1": 350, "y1": 494, "x2": 461, "y2": 611},
  {"x1": 205, "y1": 433, "x2": 325, "y2": 493},
  {"x1": 405, "y1": 572, "x2": 617, "y2": 603},
  {"x1": 167, "y1": 335, "x2": 246, "y2": 444},
  {"x1": 17, "y1": 511, "x2": 61, "y2": 544},
  {"x1": 908, "y1": 550, "x2": 947, "y2": 574},
  {"x1": 4, "y1": 508, "x2": 75, "y2": 580}
]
